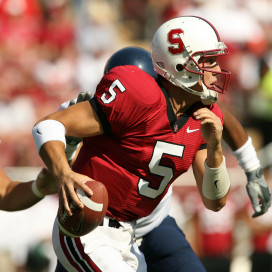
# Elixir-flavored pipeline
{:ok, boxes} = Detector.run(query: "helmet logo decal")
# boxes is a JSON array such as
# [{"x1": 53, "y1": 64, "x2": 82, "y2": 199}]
[{"x1": 168, "y1": 29, "x2": 184, "y2": 54}]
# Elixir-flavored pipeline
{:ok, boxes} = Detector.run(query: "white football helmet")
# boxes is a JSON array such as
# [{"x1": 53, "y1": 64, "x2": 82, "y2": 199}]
[{"x1": 151, "y1": 16, "x2": 231, "y2": 104}]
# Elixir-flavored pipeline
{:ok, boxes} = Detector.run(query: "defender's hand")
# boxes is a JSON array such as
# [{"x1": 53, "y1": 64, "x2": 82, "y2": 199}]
[
  {"x1": 68, "y1": 91, "x2": 92, "y2": 106},
  {"x1": 246, "y1": 167, "x2": 271, "y2": 217}
]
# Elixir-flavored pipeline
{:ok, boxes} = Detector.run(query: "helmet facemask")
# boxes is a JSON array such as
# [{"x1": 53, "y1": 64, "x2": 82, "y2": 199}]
[
  {"x1": 151, "y1": 16, "x2": 231, "y2": 105},
  {"x1": 184, "y1": 42, "x2": 231, "y2": 96}
]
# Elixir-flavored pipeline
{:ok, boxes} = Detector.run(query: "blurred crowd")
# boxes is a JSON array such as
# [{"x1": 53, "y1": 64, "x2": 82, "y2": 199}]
[
  {"x1": 1, "y1": 0, "x2": 272, "y2": 271},
  {"x1": 0, "y1": 0, "x2": 118, "y2": 167},
  {"x1": 171, "y1": 182, "x2": 272, "y2": 272}
]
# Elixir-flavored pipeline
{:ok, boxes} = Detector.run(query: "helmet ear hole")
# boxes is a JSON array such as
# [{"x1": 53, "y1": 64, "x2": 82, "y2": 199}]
[{"x1": 176, "y1": 64, "x2": 184, "y2": 72}]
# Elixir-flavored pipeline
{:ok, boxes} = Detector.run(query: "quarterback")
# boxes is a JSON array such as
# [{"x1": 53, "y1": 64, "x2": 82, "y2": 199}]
[{"x1": 33, "y1": 16, "x2": 232, "y2": 271}]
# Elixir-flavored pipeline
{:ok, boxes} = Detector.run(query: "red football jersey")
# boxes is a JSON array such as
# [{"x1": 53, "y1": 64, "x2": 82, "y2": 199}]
[{"x1": 72, "y1": 65, "x2": 223, "y2": 221}]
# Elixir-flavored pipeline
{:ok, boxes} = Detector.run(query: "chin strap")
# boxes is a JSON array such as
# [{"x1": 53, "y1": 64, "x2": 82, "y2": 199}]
[
  {"x1": 179, "y1": 80, "x2": 218, "y2": 105},
  {"x1": 200, "y1": 83, "x2": 218, "y2": 105}
]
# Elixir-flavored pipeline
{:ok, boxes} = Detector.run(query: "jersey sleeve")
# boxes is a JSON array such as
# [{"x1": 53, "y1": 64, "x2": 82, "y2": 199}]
[{"x1": 91, "y1": 66, "x2": 162, "y2": 135}]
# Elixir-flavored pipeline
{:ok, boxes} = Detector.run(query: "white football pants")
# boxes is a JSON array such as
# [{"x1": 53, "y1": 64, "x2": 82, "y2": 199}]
[{"x1": 52, "y1": 217, "x2": 147, "y2": 272}]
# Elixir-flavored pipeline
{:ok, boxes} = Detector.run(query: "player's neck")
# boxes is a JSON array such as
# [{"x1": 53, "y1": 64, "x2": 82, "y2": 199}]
[
  {"x1": 163, "y1": 81, "x2": 201, "y2": 116},
  {"x1": 169, "y1": 95, "x2": 198, "y2": 116}
]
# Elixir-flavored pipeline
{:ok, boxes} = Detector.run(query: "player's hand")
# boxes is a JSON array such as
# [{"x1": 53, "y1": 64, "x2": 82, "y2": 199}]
[
  {"x1": 194, "y1": 108, "x2": 223, "y2": 149},
  {"x1": 36, "y1": 168, "x2": 58, "y2": 195},
  {"x1": 58, "y1": 169, "x2": 94, "y2": 215},
  {"x1": 246, "y1": 167, "x2": 271, "y2": 217}
]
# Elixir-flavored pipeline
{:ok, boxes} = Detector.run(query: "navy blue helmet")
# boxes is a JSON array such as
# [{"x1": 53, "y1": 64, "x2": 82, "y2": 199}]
[{"x1": 104, "y1": 46, "x2": 158, "y2": 80}]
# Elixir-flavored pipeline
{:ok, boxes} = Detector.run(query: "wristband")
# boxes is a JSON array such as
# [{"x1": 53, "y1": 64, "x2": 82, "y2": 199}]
[
  {"x1": 202, "y1": 156, "x2": 230, "y2": 200},
  {"x1": 31, "y1": 180, "x2": 45, "y2": 199},
  {"x1": 232, "y1": 137, "x2": 260, "y2": 171},
  {"x1": 32, "y1": 120, "x2": 66, "y2": 153}
]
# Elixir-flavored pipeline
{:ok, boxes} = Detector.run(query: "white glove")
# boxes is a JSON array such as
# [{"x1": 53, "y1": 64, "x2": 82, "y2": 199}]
[{"x1": 246, "y1": 167, "x2": 271, "y2": 217}]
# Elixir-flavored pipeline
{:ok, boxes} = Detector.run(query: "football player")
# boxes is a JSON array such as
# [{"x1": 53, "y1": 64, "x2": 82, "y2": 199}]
[
  {"x1": 33, "y1": 16, "x2": 232, "y2": 271},
  {"x1": 54, "y1": 46, "x2": 271, "y2": 272},
  {"x1": 1, "y1": 22, "x2": 270, "y2": 270},
  {"x1": 103, "y1": 46, "x2": 271, "y2": 219}
]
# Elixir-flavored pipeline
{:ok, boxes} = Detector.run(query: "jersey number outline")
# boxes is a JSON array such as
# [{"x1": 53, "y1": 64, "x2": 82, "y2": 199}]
[
  {"x1": 101, "y1": 79, "x2": 126, "y2": 104},
  {"x1": 138, "y1": 141, "x2": 185, "y2": 199},
  {"x1": 168, "y1": 29, "x2": 184, "y2": 54}
]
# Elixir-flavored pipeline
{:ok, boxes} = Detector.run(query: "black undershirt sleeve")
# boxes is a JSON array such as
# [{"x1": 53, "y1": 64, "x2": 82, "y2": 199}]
[{"x1": 89, "y1": 97, "x2": 112, "y2": 135}]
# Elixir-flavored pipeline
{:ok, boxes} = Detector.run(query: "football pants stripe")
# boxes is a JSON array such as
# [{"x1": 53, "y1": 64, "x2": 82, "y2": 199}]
[
  {"x1": 65, "y1": 236, "x2": 94, "y2": 272},
  {"x1": 59, "y1": 231, "x2": 82, "y2": 271},
  {"x1": 75, "y1": 238, "x2": 102, "y2": 272}
]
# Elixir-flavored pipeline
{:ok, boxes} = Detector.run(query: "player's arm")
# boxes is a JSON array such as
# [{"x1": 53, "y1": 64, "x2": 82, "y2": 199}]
[
  {"x1": 218, "y1": 101, "x2": 271, "y2": 217},
  {"x1": 192, "y1": 108, "x2": 230, "y2": 211},
  {"x1": 0, "y1": 168, "x2": 57, "y2": 211},
  {"x1": 0, "y1": 93, "x2": 92, "y2": 213},
  {"x1": 60, "y1": 92, "x2": 92, "y2": 164},
  {"x1": 33, "y1": 101, "x2": 103, "y2": 215},
  {"x1": 217, "y1": 101, "x2": 248, "y2": 150}
]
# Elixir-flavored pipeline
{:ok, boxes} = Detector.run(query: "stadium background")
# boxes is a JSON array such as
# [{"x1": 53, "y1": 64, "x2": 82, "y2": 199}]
[{"x1": 1, "y1": 0, "x2": 272, "y2": 271}]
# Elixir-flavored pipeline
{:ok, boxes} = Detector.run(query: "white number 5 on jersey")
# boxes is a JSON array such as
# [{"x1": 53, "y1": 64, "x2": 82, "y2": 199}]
[
  {"x1": 138, "y1": 141, "x2": 184, "y2": 199},
  {"x1": 101, "y1": 79, "x2": 126, "y2": 104}
]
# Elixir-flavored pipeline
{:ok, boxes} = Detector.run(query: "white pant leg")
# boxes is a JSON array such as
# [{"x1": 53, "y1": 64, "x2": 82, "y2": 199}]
[
  {"x1": 88, "y1": 244, "x2": 146, "y2": 272},
  {"x1": 53, "y1": 218, "x2": 147, "y2": 272}
]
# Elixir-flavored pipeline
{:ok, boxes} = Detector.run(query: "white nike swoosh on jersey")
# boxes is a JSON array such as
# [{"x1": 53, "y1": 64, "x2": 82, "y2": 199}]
[{"x1": 186, "y1": 127, "x2": 200, "y2": 133}]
